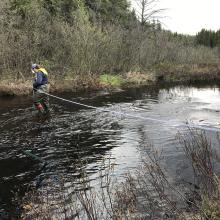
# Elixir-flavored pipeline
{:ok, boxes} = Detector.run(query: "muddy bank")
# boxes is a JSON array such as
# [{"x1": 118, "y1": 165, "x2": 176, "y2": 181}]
[
  {"x1": 155, "y1": 63, "x2": 220, "y2": 83},
  {"x1": 1, "y1": 64, "x2": 220, "y2": 96}
]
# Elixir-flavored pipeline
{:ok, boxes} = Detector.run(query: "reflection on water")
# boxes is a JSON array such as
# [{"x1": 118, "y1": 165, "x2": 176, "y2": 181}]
[{"x1": 1, "y1": 85, "x2": 220, "y2": 218}]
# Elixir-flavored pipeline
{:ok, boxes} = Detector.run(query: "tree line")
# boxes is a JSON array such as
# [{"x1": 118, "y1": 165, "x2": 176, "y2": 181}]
[
  {"x1": 196, "y1": 29, "x2": 220, "y2": 48},
  {"x1": 9, "y1": 0, "x2": 135, "y2": 26},
  {"x1": 0, "y1": 0, "x2": 219, "y2": 80}
]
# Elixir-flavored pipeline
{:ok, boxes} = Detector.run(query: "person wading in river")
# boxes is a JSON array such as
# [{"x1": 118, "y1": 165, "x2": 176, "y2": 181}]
[{"x1": 31, "y1": 63, "x2": 50, "y2": 115}]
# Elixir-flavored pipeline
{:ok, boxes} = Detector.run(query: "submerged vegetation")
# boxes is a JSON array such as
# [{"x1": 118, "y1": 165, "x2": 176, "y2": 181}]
[{"x1": 1, "y1": 0, "x2": 220, "y2": 95}]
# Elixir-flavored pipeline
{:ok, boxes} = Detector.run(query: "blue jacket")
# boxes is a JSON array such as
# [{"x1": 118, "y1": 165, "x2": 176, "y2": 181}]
[{"x1": 33, "y1": 70, "x2": 48, "y2": 89}]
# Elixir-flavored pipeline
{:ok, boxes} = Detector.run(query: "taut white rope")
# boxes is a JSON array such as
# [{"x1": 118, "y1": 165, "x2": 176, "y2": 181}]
[{"x1": 40, "y1": 91, "x2": 220, "y2": 133}]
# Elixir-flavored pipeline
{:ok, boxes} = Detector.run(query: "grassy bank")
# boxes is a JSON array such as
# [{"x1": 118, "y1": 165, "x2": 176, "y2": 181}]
[
  {"x1": 154, "y1": 63, "x2": 220, "y2": 83},
  {"x1": 1, "y1": 63, "x2": 220, "y2": 97}
]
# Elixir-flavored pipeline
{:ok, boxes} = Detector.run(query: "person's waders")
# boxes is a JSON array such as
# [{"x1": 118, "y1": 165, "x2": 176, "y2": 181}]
[{"x1": 33, "y1": 84, "x2": 50, "y2": 114}]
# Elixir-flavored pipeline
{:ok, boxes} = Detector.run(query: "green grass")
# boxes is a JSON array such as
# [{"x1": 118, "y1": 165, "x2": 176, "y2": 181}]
[{"x1": 99, "y1": 74, "x2": 124, "y2": 87}]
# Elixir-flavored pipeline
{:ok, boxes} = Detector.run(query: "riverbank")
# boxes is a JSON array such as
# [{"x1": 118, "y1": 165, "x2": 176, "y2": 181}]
[{"x1": 1, "y1": 64, "x2": 220, "y2": 96}]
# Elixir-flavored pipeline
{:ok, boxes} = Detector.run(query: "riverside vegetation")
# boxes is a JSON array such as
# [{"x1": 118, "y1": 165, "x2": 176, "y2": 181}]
[
  {"x1": 1, "y1": 0, "x2": 220, "y2": 96},
  {"x1": 18, "y1": 130, "x2": 220, "y2": 219}
]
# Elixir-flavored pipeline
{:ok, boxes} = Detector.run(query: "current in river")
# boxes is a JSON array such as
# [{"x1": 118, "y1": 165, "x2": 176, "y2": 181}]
[{"x1": 1, "y1": 84, "x2": 220, "y2": 218}]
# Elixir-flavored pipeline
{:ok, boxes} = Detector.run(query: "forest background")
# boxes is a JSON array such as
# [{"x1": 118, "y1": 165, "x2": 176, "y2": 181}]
[{"x1": 1, "y1": 0, "x2": 220, "y2": 94}]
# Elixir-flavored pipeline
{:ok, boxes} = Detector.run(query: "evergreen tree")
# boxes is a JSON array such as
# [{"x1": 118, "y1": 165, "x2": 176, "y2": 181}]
[
  {"x1": 9, "y1": 0, "x2": 84, "y2": 22},
  {"x1": 9, "y1": 0, "x2": 135, "y2": 26},
  {"x1": 196, "y1": 29, "x2": 220, "y2": 48},
  {"x1": 84, "y1": 0, "x2": 132, "y2": 26}
]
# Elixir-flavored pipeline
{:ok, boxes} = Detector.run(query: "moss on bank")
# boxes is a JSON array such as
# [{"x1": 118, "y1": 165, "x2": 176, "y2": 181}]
[
  {"x1": 99, "y1": 74, "x2": 124, "y2": 87},
  {"x1": 1, "y1": 64, "x2": 220, "y2": 96}
]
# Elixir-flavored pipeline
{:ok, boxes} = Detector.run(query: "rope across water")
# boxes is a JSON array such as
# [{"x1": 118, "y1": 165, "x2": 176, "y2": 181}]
[{"x1": 39, "y1": 90, "x2": 220, "y2": 133}]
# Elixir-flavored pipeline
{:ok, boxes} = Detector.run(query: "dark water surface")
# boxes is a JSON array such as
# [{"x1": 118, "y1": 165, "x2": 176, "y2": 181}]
[{"x1": 1, "y1": 84, "x2": 220, "y2": 218}]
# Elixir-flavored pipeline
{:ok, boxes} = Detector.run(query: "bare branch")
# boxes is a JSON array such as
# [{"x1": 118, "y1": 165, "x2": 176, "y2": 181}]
[{"x1": 134, "y1": 0, "x2": 166, "y2": 25}]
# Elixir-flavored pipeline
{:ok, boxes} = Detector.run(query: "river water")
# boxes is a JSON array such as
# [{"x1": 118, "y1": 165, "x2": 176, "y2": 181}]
[{"x1": 1, "y1": 84, "x2": 220, "y2": 218}]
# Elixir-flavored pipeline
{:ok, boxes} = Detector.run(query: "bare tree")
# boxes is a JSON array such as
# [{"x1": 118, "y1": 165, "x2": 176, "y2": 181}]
[{"x1": 133, "y1": 0, "x2": 165, "y2": 26}]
